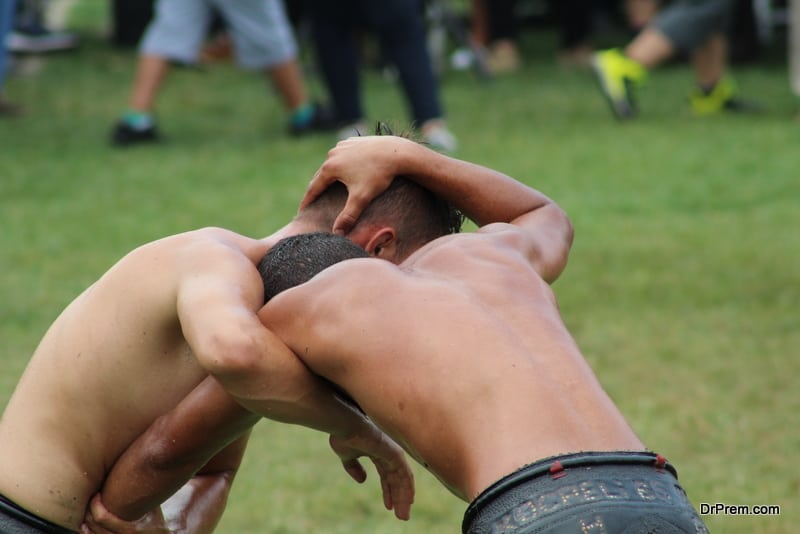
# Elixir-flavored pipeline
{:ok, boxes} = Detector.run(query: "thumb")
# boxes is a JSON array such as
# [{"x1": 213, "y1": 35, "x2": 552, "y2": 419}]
[{"x1": 88, "y1": 493, "x2": 106, "y2": 517}]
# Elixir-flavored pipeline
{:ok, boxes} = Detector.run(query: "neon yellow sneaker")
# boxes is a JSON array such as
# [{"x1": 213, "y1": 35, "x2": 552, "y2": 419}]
[
  {"x1": 591, "y1": 48, "x2": 647, "y2": 120},
  {"x1": 688, "y1": 77, "x2": 762, "y2": 116}
]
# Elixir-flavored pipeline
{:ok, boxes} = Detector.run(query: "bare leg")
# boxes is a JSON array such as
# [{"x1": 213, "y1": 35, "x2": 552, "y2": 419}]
[
  {"x1": 471, "y1": 0, "x2": 489, "y2": 45},
  {"x1": 269, "y1": 57, "x2": 338, "y2": 135},
  {"x1": 625, "y1": 0, "x2": 661, "y2": 31},
  {"x1": 685, "y1": 32, "x2": 761, "y2": 116},
  {"x1": 265, "y1": 58, "x2": 307, "y2": 112},
  {"x1": 624, "y1": 27, "x2": 675, "y2": 68},
  {"x1": 128, "y1": 54, "x2": 171, "y2": 113},
  {"x1": 690, "y1": 33, "x2": 727, "y2": 88},
  {"x1": 790, "y1": 0, "x2": 800, "y2": 96},
  {"x1": 112, "y1": 54, "x2": 167, "y2": 144}
]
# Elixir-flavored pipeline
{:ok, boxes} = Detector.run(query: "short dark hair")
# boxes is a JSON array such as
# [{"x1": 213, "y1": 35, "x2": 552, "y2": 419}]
[
  {"x1": 360, "y1": 176, "x2": 462, "y2": 258},
  {"x1": 300, "y1": 123, "x2": 464, "y2": 256},
  {"x1": 258, "y1": 232, "x2": 369, "y2": 302}
]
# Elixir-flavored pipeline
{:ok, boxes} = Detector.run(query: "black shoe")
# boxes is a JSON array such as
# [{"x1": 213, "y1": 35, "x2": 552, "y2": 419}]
[
  {"x1": 0, "y1": 97, "x2": 23, "y2": 118},
  {"x1": 111, "y1": 121, "x2": 160, "y2": 147},
  {"x1": 288, "y1": 102, "x2": 338, "y2": 136}
]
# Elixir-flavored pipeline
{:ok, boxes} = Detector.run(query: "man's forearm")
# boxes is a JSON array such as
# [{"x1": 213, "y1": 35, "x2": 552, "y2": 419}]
[
  {"x1": 85, "y1": 475, "x2": 235, "y2": 534},
  {"x1": 101, "y1": 433, "x2": 252, "y2": 521},
  {"x1": 161, "y1": 475, "x2": 234, "y2": 534},
  {"x1": 100, "y1": 380, "x2": 256, "y2": 520},
  {"x1": 228, "y1": 372, "x2": 369, "y2": 439},
  {"x1": 396, "y1": 141, "x2": 555, "y2": 227},
  {"x1": 213, "y1": 324, "x2": 372, "y2": 439}
]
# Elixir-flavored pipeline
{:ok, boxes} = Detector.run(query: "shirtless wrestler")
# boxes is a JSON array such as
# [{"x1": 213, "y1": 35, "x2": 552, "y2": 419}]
[
  {"x1": 0, "y1": 166, "x2": 462, "y2": 533},
  {"x1": 84, "y1": 135, "x2": 709, "y2": 533},
  {"x1": 256, "y1": 136, "x2": 711, "y2": 533}
]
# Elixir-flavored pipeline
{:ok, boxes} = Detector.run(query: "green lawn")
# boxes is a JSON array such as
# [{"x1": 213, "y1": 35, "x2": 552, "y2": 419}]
[{"x1": 1, "y1": 3, "x2": 797, "y2": 533}]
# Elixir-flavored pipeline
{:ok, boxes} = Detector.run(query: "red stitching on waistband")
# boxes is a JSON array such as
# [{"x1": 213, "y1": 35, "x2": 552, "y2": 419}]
[{"x1": 549, "y1": 460, "x2": 567, "y2": 479}]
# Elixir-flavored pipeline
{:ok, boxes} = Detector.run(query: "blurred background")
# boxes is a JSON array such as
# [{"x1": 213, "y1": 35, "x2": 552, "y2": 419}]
[{"x1": 1, "y1": 1, "x2": 797, "y2": 532}]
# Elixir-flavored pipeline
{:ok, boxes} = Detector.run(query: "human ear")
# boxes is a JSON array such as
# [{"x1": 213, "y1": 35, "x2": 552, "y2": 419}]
[{"x1": 365, "y1": 228, "x2": 398, "y2": 261}]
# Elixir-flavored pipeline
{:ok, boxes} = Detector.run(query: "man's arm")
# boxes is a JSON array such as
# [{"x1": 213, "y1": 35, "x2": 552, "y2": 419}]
[
  {"x1": 96, "y1": 377, "x2": 257, "y2": 521},
  {"x1": 198, "y1": 325, "x2": 415, "y2": 521},
  {"x1": 174, "y1": 240, "x2": 384, "y2": 439},
  {"x1": 159, "y1": 469, "x2": 237, "y2": 534},
  {"x1": 300, "y1": 135, "x2": 574, "y2": 282},
  {"x1": 156, "y1": 237, "x2": 414, "y2": 519},
  {"x1": 85, "y1": 470, "x2": 240, "y2": 534},
  {"x1": 84, "y1": 447, "x2": 245, "y2": 534},
  {"x1": 97, "y1": 346, "x2": 414, "y2": 522},
  {"x1": 84, "y1": 469, "x2": 241, "y2": 534}
]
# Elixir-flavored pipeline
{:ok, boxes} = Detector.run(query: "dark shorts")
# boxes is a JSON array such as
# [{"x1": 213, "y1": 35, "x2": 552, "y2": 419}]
[
  {"x1": 0, "y1": 494, "x2": 77, "y2": 534},
  {"x1": 462, "y1": 451, "x2": 709, "y2": 534}
]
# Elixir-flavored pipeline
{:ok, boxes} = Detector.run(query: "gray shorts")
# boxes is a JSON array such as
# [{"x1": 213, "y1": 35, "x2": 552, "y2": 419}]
[
  {"x1": 653, "y1": 0, "x2": 735, "y2": 53},
  {"x1": 140, "y1": 0, "x2": 297, "y2": 70}
]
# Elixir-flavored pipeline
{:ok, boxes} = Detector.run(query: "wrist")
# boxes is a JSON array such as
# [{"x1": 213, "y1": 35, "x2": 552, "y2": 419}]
[
  {"x1": 333, "y1": 412, "x2": 377, "y2": 442},
  {"x1": 394, "y1": 137, "x2": 430, "y2": 177}
]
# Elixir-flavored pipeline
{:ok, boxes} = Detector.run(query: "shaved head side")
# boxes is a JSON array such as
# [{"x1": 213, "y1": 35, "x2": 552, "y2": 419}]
[{"x1": 359, "y1": 176, "x2": 464, "y2": 257}]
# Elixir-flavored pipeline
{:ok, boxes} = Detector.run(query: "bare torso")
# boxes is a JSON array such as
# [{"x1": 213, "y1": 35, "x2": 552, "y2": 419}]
[
  {"x1": 261, "y1": 228, "x2": 645, "y2": 502},
  {"x1": 0, "y1": 228, "x2": 271, "y2": 529}
]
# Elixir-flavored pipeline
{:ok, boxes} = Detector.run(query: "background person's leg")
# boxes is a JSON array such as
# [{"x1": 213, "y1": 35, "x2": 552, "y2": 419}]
[
  {"x1": 791, "y1": 0, "x2": 800, "y2": 97},
  {"x1": 112, "y1": 0, "x2": 211, "y2": 145},
  {"x1": 651, "y1": 0, "x2": 734, "y2": 58},
  {"x1": 306, "y1": 0, "x2": 364, "y2": 127},
  {"x1": 218, "y1": 0, "x2": 334, "y2": 135},
  {"x1": 0, "y1": 0, "x2": 19, "y2": 114},
  {"x1": 363, "y1": 0, "x2": 456, "y2": 151}
]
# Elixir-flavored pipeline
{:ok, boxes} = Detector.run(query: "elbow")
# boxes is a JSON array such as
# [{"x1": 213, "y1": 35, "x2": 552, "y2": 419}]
[
  {"x1": 548, "y1": 202, "x2": 574, "y2": 254},
  {"x1": 144, "y1": 419, "x2": 201, "y2": 472},
  {"x1": 540, "y1": 205, "x2": 575, "y2": 284},
  {"x1": 542, "y1": 202, "x2": 574, "y2": 252},
  {"x1": 193, "y1": 327, "x2": 264, "y2": 381},
  {"x1": 144, "y1": 438, "x2": 183, "y2": 473},
  {"x1": 557, "y1": 205, "x2": 575, "y2": 251}
]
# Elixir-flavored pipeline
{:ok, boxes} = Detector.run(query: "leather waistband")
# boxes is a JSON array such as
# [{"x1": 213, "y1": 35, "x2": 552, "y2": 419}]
[
  {"x1": 0, "y1": 494, "x2": 77, "y2": 534},
  {"x1": 463, "y1": 451, "x2": 678, "y2": 532}
]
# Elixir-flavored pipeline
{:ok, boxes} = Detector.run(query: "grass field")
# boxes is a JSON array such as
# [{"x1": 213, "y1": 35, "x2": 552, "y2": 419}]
[{"x1": 1, "y1": 3, "x2": 798, "y2": 533}]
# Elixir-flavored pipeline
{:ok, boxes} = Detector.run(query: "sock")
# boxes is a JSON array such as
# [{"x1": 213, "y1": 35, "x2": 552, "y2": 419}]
[
  {"x1": 699, "y1": 82, "x2": 717, "y2": 96},
  {"x1": 122, "y1": 111, "x2": 155, "y2": 131},
  {"x1": 290, "y1": 103, "x2": 315, "y2": 128}
]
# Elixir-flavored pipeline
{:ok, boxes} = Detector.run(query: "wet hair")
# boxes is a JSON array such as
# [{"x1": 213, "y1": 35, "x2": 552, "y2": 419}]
[
  {"x1": 258, "y1": 232, "x2": 369, "y2": 303},
  {"x1": 258, "y1": 232, "x2": 368, "y2": 410},
  {"x1": 301, "y1": 122, "x2": 464, "y2": 257}
]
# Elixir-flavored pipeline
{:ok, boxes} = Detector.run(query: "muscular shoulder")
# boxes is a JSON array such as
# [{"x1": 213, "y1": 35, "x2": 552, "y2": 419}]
[
  {"x1": 405, "y1": 226, "x2": 527, "y2": 269},
  {"x1": 261, "y1": 258, "x2": 398, "y2": 325},
  {"x1": 116, "y1": 227, "x2": 267, "y2": 276},
  {"x1": 299, "y1": 258, "x2": 397, "y2": 303},
  {"x1": 473, "y1": 222, "x2": 530, "y2": 248},
  {"x1": 89, "y1": 228, "x2": 268, "y2": 312},
  {"x1": 171, "y1": 228, "x2": 271, "y2": 307},
  {"x1": 415, "y1": 223, "x2": 568, "y2": 284},
  {"x1": 162, "y1": 227, "x2": 267, "y2": 263}
]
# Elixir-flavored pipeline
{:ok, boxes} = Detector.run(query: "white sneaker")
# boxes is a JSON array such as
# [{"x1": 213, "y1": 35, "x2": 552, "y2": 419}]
[
  {"x1": 6, "y1": 30, "x2": 78, "y2": 53},
  {"x1": 421, "y1": 123, "x2": 458, "y2": 153},
  {"x1": 336, "y1": 120, "x2": 370, "y2": 141}
]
